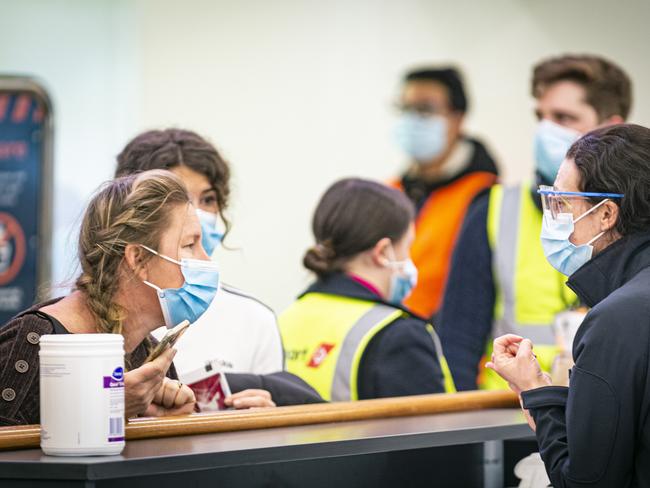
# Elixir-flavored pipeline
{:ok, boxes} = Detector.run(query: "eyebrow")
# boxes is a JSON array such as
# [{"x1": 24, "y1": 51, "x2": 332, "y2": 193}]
[{"x1": 551, "y1": 110, "x2": 579, "y2": 120}]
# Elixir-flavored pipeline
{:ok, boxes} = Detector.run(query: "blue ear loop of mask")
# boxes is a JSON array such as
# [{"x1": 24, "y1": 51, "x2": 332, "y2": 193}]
[
  {"x1": 383, "y1": 246, "x2": 418, "y2": 305},
  {"x1": 196, "y1": 209, "x2": 225, "y2": 257},
  {"x1": 539, "y1": 191, "x2": 623, "y2": 276},
  {"x1": 395, "y1": 112, "x2": 448, "y2": 163},
  {"x1": 140, "y1": 245, "x2": 220, "y2": 328}
]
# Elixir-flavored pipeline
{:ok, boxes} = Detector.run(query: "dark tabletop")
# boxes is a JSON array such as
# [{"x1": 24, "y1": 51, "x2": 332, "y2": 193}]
[{"x1": 0, "y1": 408, "x2": 530, "y2": 481}]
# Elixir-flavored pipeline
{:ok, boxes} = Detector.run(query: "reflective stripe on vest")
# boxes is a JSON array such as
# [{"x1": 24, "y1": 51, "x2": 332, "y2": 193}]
[
  {"x1": 390, "y1": 171, "x2": 497, "y2": 318},
  {"x1": 480, "y1": 184, "x2": 577, "y2": 390},
  {"x1": 331, "y1": 304, "x2": 400, "y2": 401},
  {"x1": 279, "y1": 293, "x2": 455, "y2": 401},
  {"x1": 427, "y1": 324, "x2": 457, "y2": 394}
]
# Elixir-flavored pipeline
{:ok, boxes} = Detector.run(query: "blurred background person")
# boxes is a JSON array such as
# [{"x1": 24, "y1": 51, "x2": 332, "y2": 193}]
[
  {"x1": 115, "y1": 129, "x2": 284, "y2": 377},
  {"x1": 389, "y1": 67, "x2": 499, "y2": 319},
  {"x1": 439, "y1": 54, "x2": 633, "y2": 390},
  {"x1": 279, "y1": 178, "x2": 455, "y2": 402}
]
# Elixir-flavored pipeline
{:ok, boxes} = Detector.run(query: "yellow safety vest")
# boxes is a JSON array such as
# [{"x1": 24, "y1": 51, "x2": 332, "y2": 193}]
[
  {"x1": 480, "y1": 184, "x2": 577, "y2": 390},
  {"x1": 279, "y1": 292, "x2": 455, "y2": 401}
]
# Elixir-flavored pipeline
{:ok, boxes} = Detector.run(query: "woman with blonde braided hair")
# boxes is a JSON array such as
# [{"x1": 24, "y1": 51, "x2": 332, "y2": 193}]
[{"x1": 0, "y1": 170, "x2": 210, "y2": 424}]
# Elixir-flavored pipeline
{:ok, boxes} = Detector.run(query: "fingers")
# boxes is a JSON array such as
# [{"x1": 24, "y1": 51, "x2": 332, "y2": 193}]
[
  {"x1": 133, "y1": 348, "x2": 176, "y2": 385},
  {"x1": 149, "y1": 347, "x2": 176, "y2": 374},
  {"x1": 124, "y1": 348, "x2": 177, "y2": 418},
  {"x1": 227, "y1": 389, "x2": 272, "y2": 401},
  {"x1": 224, "y1": 389, "x2": 275, "y2": 409},
  {"x1": 143, "y1": 400, "x2": 196, "y2": 418},
  {"x1": 155, "y1": 379, "x2": 196, "y2": 409},
  {"x1": 230, "y1": 395, "x2": 276, "y2": 409},
  {"x1": 506, "y1": 342, "x2": 520, "y2": 356},
  {"x1": 492, "y1": 334, "x2": 523, "y2": 354},
  {"x1": 174, "y1": 384, "x2": 196, "y2": 407},
  {"x1": 163, "y1": 402, "x2": 197, "y2": 416},
  {"x1": 160, "y1": 379, "x2": 180, "y2": 409},
  {"x1": 516, "y1": 339, "x2": 535, "y2": 359}
]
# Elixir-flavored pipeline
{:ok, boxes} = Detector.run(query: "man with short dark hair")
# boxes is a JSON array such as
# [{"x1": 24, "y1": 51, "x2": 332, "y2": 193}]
[
  {"x1": 439, "y1": 54, "x2": 633, "y2": 391},
  {"x1": 390, "y1": 67, "x2": 499, "y2": 319}
]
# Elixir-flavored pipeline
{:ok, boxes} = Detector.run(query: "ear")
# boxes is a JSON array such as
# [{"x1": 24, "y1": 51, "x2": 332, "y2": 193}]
[
  {"x1": 601, "y1": 114, "x2": 624, "y2": 126},
  {"x1": 599, "y1": 200, "x2": 620, "y2": 233},
  {"x1": 370, "y1": 237, "x2": 392, "y2": 267},
  {"x1": 124, "y1": 244, "x2": 149, "y2": 281},
  {"x1": 449, "y1": 111, "x2": 464, "y2": 130}
]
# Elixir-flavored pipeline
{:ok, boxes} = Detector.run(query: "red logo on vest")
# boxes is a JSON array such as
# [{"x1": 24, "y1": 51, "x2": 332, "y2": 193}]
[{"x1": 307, "y1": 343, "x2": 335, "y2": 368}]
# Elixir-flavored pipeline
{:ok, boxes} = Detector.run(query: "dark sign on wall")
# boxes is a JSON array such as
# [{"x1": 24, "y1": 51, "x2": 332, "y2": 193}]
[{"x1": 0, "y1": 78, "x2": 53, "y2": 326}]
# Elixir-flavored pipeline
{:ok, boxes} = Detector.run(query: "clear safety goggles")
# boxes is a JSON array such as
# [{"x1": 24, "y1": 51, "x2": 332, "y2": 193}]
[{"x1": 537, "y1": 185, "x2": 624, "y2": 221}]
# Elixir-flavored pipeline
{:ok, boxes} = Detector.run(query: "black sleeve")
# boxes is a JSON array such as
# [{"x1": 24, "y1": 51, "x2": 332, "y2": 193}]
[
  {"x1": 438, "y1": 194, "x2": 495, "y2": 390},
  {"x1": 521, "y1": 298, "x2": 647, "y2": 487},
  {"x1": 225, "y1": 371, "x2": 325, "y2": 406},
  {"x1": 357, "y1": 317, "x2": 445, "y2": 399}
]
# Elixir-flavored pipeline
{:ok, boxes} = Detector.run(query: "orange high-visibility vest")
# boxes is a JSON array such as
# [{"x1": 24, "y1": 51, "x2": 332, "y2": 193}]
[{"x1": 391, "y1": 171, "x2": 497, "y2": 318}]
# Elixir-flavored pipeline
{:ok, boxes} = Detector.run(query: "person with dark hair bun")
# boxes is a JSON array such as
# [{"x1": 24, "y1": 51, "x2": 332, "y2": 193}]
[
  {"x1": 488, "y1": 124, "x2": 650, "y2": 487},
  {"x1": 279, "y1": 178, "x2": 455, "y2": 401}
]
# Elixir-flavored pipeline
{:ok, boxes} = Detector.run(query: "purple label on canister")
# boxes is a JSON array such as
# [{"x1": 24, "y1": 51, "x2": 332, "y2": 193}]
[{"x1": 103, "y1": 377, "x2": 125, "y2": 388}]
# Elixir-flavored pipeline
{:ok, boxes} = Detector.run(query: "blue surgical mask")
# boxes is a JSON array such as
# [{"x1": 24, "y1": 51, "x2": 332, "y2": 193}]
[
  {"x1": 384, "y1": 251, "x2": 418, "y2": 305},
  {"x1": 141, "y1": 245, "x2": 220, "y2": 328},
  {"x1": 395, "y1": 112, "x2": 447, "y2": 163},
  {"x1": 196, "y1": 208, "x2": 224, "y2": 257},
  {"x1": 540, "y1": 202, "x2": 609, "y2": 276},
  {"x1": 534, "y1": 120, "x2": 581, "y2": 183}
]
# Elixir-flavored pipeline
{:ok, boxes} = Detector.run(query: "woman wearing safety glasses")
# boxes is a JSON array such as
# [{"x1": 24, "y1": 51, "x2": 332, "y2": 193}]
[{"x1": 487, "y1": 124, "x2": 650, "y2": 486}]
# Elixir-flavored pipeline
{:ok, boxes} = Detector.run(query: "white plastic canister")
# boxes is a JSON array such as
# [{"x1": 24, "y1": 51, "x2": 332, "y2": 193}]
[{"x1": 39, "y1": 334, "x2": 125, "y2": 456}]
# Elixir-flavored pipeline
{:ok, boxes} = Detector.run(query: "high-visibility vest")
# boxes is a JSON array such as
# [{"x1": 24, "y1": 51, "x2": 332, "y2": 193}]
[
  {"x1": 479, "y1": 184, "x2": 577, "y2": 390},
  {"x1": 279, "y1": 293, "x2": 455, "y2": 401},
  {"x1": 391, "y1": 171, "x2": 497, "y2": 318}
]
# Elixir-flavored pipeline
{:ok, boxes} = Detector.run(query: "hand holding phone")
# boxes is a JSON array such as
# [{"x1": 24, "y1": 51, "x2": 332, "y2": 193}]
[{"x1": 146, "y1": 320, "x2": 190, "y2": 362}]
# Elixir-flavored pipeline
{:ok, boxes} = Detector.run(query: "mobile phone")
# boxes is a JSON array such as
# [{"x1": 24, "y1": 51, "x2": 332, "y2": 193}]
[{"x1": 145, "y1": 319, "x2": 190, "y2": 362}]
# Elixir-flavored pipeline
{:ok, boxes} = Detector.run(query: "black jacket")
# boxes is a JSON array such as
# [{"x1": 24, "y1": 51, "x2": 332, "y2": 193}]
[
  {"x1": 302, "y1": 273, "x2": 446, "y2": 399},
  {"x1": 227, "y1": 372, "x2": 324, "y2": 405},
  {"x1": 400, "y1": 136, "x2": 499, "y2": 213},
  {"x1": 521, "y1": 231, "x2": 650, "y2": 487}
]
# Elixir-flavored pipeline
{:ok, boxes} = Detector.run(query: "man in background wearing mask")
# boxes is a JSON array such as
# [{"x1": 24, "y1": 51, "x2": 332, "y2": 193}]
[
  {"x1": 438, "y1": 54, "x2": 632, "y2": 391},
  {"x1": 390, "y1": 67, "x2": 499, "y2": 319}
]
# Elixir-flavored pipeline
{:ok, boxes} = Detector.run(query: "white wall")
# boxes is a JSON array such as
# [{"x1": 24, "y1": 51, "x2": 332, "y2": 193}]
[
  {"x1": 0, "y1": 0, "x2": 139, "y2": 291},
  {"x1": 2, "y1": 0, "x2": 649, "y2": 313},
  {"x1": 133, "y1": 0, "x2": 650, "y2": 313}
]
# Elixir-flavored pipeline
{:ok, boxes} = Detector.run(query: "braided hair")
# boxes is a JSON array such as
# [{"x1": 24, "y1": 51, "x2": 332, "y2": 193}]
[{"x1": 75, "y1": 170, "x2": 190, "y2": 335}]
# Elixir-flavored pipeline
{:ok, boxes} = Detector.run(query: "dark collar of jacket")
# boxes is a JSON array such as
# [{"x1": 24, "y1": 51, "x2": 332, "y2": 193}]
[
  {"x1": 300, "y1": 272, "x2": 427, "y2": 321},
  {"x1": 567, "y1": 230, "x2": 650, "y2": 308},
  {"x1": 400, "y1": 136, "x2": 498, "y2": 211}
]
